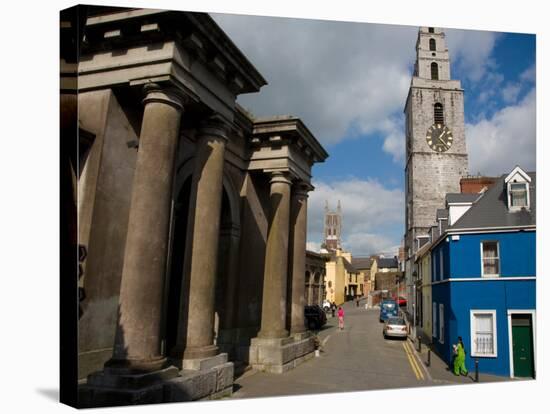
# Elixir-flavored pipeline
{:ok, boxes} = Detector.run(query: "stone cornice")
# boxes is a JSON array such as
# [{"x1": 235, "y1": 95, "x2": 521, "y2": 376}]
[
  {"x1": 81, "y1": 8, "x2": 266, "y2": 96},
  {"x1": 251, "y1": 117, "x2": 329, "y2": 164}
]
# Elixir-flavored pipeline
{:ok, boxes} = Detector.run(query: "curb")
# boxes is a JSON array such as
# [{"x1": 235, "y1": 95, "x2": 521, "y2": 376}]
[{"x1": 407, "y1": 337, "x2": 433, "y2": 382}]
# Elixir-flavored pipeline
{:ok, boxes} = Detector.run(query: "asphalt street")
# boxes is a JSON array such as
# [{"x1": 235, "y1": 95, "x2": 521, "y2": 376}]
[{"x1": 230, "y1": 301, "x2": 430, "y2": 400}]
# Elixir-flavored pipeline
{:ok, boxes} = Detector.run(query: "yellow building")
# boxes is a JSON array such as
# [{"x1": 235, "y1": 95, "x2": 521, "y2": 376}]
[
  {"x1": 352, "y1": 257, "x2": 373, "y2": 297},
  {"x1": 324, "y1": 249, "x2": 361, "y2": 305}
]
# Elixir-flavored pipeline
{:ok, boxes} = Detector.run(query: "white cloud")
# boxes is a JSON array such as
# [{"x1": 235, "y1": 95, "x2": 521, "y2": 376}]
[
  {"x1": 306, "y1": 241, "x2": 321, "y2": 253},
  {"x1": 466, "y1": 88, "x2": 536, "y2": 176},
  {"x1": 213, "y1": 14, "x2": 503, "y2": 166},
  {"x1": 213, "y1": 13, "x2": 415, "y2": 150},
  {"x1": 520, "y1": 64, "x2": 536, "y2": 82},
  {"x1": 501, "y1": 83, "x2": 521, "y2": 103},
  {"x1": 307, "y1": 178, "x2": 404, "y2": 256},
  {"x1": 446, "y1": 29, "x2": 501, "y2": 82}
]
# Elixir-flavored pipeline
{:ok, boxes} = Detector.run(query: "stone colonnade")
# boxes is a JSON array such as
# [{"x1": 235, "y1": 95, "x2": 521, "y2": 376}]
[
  {"x1": 105, "y1": 83, "x2": 314, "y2": 376},
  {"x1": 305, "y1": 269, "x2": 326, "y2": 306}
]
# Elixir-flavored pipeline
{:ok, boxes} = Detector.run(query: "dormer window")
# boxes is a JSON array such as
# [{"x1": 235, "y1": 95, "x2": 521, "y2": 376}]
[
  {"x1": 510, "y1": 183, "x2": 528, "y2": 207},
  {"x1": 504, "y1": 166, "x2": 531, "y2": 211}
]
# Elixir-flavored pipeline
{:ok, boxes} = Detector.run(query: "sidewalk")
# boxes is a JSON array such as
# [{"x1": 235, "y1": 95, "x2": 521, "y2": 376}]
[{"x1": 406, "y1": 336, "x2": 510, "y2": 385}]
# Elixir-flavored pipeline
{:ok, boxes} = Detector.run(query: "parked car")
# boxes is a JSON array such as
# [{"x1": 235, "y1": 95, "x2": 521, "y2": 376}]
[
  {"x1": 322, "y1": 299, "x2": 332, "y2": 312},
  {"x1": 383, "y1": 317, "x2": 408, "y2": 339},
  {"x1": 379, "y1": 299, "x2": 398, "y2": 322},
  {"x1": 393, "y1": 296, "x2": 407, "y2": 307},
  {"x1": 304, "y1": 305, "x2": 327, "y2": 330}
]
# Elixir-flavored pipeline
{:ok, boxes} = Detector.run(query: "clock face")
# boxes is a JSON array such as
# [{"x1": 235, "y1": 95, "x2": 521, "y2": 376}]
[{"x1": 426, "y1": 124, "x2": 453, "y2": 152}]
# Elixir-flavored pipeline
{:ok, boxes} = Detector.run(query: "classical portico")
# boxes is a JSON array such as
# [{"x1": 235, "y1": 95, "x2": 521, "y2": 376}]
[{"x1": 67, "y1": 6, "x2": 328, "y2": 407}]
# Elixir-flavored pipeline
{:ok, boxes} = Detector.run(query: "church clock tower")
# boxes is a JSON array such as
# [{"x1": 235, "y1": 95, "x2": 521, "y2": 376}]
[{"x1": 404, "y1": 27, "x2": 469, "y2": 269}]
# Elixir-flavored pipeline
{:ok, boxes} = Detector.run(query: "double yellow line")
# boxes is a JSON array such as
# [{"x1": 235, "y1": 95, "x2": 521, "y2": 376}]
[{"x1": 403, "y1": 341, "x2": 424, "y2": 380}]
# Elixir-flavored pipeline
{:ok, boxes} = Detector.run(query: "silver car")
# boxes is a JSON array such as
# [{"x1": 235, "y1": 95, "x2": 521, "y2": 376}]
[{"x1": 383, "y1": 317, "x2": 408, "y2": 339}]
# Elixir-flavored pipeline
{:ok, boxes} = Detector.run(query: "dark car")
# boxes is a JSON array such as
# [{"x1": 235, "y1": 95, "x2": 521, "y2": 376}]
[{"x1": 304, "y1": 305, "x2": 327, "y2": 330}]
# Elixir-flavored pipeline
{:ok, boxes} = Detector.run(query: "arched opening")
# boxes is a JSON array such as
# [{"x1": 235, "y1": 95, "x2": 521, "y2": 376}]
[
  {"x1": 165, "y1": 176, "x2": 192, "y2": 355},
  {"x1": 165, "y1": 172, "x2": 238, "y2": 358},
  {"x1": 429, "y1": 38, "x2": 436, "y2": 51},
  {"x1": 434, "y1": 102, "x2": 445, "y2": 125},
  {"x1": 431, "y1": 62, "x2": 439, "y2": 80},
  {"x1": 313, "y1": 272, "x2": 321, "y2": 306}
]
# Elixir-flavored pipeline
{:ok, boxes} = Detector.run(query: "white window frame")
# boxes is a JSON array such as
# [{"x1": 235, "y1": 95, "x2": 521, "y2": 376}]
[
  {"x1": 439, "y1": 304, "x2": 445, "y2": 344},
  {"x1": 470, "y1": 309, "x2": 498, "y2": 358},
  {"x1": 507, "y1": 182, "x2": 530, "y2": 211},
  {"x1": 432, "y1": 302, "x2": 437, "y2": 338},
  {"x1": 480, "y1": 241, "x2": 500, "y2": 277}
]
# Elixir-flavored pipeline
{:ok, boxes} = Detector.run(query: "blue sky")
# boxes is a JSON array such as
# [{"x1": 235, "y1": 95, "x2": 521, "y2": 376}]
[{"x1": 212, "y1": 15, "x2": 536, "y2": 257}]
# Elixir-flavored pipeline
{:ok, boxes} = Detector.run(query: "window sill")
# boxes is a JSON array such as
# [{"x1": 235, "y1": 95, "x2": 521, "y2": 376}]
[{"x1": 471, "y1": 353, "x2": 497, "y2": 358}]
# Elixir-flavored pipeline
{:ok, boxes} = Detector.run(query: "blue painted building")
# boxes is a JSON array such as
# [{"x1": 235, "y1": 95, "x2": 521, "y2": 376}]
[{"x1": 429, "y1": 166, "x2": 536, "y2": 378}]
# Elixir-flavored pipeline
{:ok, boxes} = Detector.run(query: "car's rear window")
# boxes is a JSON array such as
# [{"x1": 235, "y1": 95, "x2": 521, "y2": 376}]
[
  {"x1": 382, "y1": 302, "x2": 396, "y2": 310},
  {"x1": 388, "y1": 318, "x2": 405, "y2": 325}
]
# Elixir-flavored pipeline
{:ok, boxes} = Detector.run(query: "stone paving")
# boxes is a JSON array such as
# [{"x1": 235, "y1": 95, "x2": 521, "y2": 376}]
[{"x1": 227, "y1": 301, "x2": 517, "y2": 401}]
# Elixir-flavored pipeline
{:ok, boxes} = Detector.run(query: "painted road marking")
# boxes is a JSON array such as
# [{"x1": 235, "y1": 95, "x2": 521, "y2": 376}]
[{"x1": 403, "y1": 341, "x2": 424, "y2": 380}]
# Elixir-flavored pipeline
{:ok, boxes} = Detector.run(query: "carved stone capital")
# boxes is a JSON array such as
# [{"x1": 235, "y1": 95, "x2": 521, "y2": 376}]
[
  {"x1": 293, "y1": 181, "x2": 314, "y2": 198},
  {"x1": 197, "y1": 114, "x2": 231, "y2": 142},
  {"x1": 142, "y1": 82, "x2": 189, "y2": 110},
  {"x1": 269, "y1": 171, "x2": 293, "y2": 186}
]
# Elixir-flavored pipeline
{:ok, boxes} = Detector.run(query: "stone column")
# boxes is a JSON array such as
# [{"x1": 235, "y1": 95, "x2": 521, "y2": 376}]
[
  {"x1": 107, "y1": 83, "x2": 184, "y2": 372},
  {"x1": 182, "y1": 115, "x2": 229, "y2": 360},
  {"x1": 258, "y1": 172, "x2": 292, "y2": 339},
  {"x1": 288, "y1": 183, "x2": 311, "y2": 334}
]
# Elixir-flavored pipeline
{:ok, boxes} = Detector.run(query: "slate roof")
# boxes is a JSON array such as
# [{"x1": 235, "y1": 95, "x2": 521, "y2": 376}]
[
  {"x1": 377, "y1": 257, "x2": 399, "y2": 269},
  {"x1": 351, "y1": 257, "x2": 373, "y2": 270},
  {"x1": 445, "y1": 193, "x2": 480, "y2": 204},
  {"x1": 450, "y1": 172, "x2": 536, "y2": 230},
  {"x1": 341, "y1": 257, "x2": 358, "y2": 273}
]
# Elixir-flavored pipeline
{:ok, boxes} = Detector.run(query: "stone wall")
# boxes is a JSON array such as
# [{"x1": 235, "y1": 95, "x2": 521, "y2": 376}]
[{"x1": 78, "y1": 90, "x2": 140, "y2": 378}]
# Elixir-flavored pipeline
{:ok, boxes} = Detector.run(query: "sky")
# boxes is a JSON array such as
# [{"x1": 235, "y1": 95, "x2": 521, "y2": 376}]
[{"x1": 211, "y1": 13, "x2": 536, "y2": 258}]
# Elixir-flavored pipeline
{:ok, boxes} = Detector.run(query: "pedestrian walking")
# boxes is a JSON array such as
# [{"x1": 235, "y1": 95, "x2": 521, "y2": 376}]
[
  {"x1": 331, "y1": 301, "x2": 336, "y2": 318},
  {"x1": 337, "y1": 306, "x2": 345, "y2": 330},
  {"x1": 453, "y1": 336, "x2": 468, "y2": 376}
]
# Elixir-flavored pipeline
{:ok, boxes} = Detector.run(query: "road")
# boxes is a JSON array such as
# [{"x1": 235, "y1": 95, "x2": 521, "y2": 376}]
[{"x1": 230, "y1": 302, "x2": 430, "y2": 400}]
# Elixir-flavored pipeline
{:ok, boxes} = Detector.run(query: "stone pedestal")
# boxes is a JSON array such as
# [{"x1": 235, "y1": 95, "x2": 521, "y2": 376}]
[
  {"x1": 79, "y1": 366, "x2": 178, "y2": 407},
  {"x1": 165, "y1": 353, "x2": 234, "y2": 402},
  {"x1": 249, "y1": 336, "x2": 315, "y2": 374}
]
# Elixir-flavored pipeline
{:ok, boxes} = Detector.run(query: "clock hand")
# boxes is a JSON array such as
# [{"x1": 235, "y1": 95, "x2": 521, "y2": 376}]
[{"x1": 438, "y1": 135, "x2": 449, "y2": 149}]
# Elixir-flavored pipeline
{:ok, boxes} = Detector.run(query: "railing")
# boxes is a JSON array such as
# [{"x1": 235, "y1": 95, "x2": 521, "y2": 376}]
[{"x1": 474, "y1": 334, "x2": 494, "y2": 354}]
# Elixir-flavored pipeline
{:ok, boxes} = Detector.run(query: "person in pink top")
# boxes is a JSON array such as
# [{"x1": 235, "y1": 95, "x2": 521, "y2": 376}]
[{"x1": 337, "y1": 306, "x2": 345, "y2": 330}]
